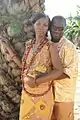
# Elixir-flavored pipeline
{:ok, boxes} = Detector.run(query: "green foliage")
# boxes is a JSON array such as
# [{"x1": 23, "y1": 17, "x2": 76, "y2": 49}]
[
  {"x1": 0, "y1": 10, "x2": 33, "y2": 37},
  {"x1": 64, "y1": 6, "x2": 80, "y2": 48},
  {"x1": 64, "y1": 17, "x2": 80, "y2": 41},
  {"x1": 7, "y1": 20, "x2": 22, "y2": 37}
]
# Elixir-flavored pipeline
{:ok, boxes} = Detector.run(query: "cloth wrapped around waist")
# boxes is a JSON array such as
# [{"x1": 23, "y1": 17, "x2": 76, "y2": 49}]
[{"x1": 23, "y1": 65, "x2": 52, "y2": 96}]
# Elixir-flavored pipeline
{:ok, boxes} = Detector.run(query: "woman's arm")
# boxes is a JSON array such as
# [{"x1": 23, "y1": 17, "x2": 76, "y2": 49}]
[
  {"x1": 36, "y1": 43, "x2": 63, "y2": 85},
  {"x1": 6, "y1": 44, "x2": 21, "y2": 67},
  {"x1": 1, "y1": 40, "x2": 21, "y2": 67}
]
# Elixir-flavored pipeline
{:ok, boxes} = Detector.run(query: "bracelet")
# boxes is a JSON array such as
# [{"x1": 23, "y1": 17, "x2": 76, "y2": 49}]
[
  {"x1": 19, "y1": 66, "x2": 22, "y2": 70},
  {"x1": 11, "y1": 54, "x2": 16, "y2": 59}
]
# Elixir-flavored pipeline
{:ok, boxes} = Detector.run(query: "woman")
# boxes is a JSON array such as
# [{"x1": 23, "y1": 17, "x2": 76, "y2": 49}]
[{"x1": 19, "y1": 13, "x2": 63, "y2": 120}]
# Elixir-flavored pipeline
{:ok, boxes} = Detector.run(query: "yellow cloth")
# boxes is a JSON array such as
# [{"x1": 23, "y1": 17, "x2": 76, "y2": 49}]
[
  {"x1": 53, "y1": 37, "x2": 78, "y2": 102},
  {"x1": 19, "y1": 41, "x2": 54, "y2": 120},
  {"x1": 51, "y1": 102, "x2": 74, "y2": 120}
]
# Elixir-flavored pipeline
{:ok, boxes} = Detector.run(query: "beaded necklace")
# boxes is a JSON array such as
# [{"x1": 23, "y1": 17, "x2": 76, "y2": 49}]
[{"x1": 21, "y1": 39, "x2": 48, "y2": 84}]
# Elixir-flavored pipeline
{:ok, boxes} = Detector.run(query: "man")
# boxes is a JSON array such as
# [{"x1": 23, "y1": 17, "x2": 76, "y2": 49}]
[{"x1": 50, "y1": 16, "x2": 78, "y2": 120}]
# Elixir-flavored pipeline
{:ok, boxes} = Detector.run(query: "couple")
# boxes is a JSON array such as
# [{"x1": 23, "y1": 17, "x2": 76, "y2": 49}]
[{"x1": 19, "y1": 13, "x2": 78, "y2": 120}]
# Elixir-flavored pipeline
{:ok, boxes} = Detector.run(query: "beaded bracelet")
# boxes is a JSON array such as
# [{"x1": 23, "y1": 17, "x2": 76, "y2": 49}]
[
  {"x1": 11, "y1": 54, "x2": 16, "y2": 59},
  {"x1": 19, "y1": 66, "x2": 22, "y2": 70}
]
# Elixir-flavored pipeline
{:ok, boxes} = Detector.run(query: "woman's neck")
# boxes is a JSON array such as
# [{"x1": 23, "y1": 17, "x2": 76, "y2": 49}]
[{"x1": 35, "y1": 35, "x2": 46, "y2": 45}]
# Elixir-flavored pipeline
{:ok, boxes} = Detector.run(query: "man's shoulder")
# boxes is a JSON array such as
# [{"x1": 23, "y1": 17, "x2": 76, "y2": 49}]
[{"x1": 63, "y1": 37, "x2": 76, "y2": 50}]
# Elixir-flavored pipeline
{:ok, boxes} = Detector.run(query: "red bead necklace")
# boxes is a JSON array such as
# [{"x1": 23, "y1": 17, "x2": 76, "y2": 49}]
[{"x1": 21, "y1": 39, "x2": 48, "y2": 86}]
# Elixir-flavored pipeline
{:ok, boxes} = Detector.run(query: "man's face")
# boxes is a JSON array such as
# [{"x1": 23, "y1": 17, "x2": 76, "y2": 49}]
[{"x1": 50, "y1": 20, "x2": 64, "y2": 43}]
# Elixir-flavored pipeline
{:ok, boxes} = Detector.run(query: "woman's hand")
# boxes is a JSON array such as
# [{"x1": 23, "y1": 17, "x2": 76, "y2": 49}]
[{"x1": 24, "y1": 75, "x2": 37, "y2": 88}]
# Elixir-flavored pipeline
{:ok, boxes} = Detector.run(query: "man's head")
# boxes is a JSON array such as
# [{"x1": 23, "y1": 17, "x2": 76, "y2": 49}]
[{"x1": 50, "y1": 16, "x2": 66, "y2": 43}]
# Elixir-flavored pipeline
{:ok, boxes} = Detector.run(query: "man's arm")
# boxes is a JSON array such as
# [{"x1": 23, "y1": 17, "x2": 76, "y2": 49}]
[
  {"x1": 35, "y1": 43, "x2": 63, "y2": 85},
  {"x1": 56, "y1": 42, "x2": 78, "y2": 80},
  {"x1": 56, "y1": 73, "x2": 70, "y2": 79}
]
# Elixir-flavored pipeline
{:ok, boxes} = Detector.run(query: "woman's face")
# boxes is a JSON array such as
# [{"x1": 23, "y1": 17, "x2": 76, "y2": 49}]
[{"x1": 34, "y1": 17, "x2": 49, "y2": 36}]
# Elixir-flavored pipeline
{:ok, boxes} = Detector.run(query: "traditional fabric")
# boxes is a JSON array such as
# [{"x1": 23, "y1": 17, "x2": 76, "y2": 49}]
[
  {"x1": 19, "y1": 40, "x2": 54, "y2": 120},
  {"x1": 51, "y1": 102, "x2": 74, "y2": 120},
  {"x1": 53, "y1": 36, "x2": 78, "y2": 102},
  {"x1": 51, "y1": 37, "x2": 78, "y2": 120}
]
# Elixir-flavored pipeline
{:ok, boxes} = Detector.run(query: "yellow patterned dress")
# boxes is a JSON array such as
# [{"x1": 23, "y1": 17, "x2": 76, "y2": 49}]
[{"x1": 19, "y1": 40, "x2": 54, "y2": 120}]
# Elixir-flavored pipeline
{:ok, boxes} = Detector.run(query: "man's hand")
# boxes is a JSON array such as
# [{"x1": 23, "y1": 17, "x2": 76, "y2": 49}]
[{"x1": 35, "y1": 71, "x2": 46, "y2": 78}]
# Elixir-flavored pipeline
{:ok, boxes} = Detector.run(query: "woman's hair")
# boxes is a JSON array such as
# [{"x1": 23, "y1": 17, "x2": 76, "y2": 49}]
[
  {"x1": 31, "y1": 12, "x2": 50, "y2": 30},
  {"x1": 31, "y1": 13, "x2": 50, "y2": 37}
]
